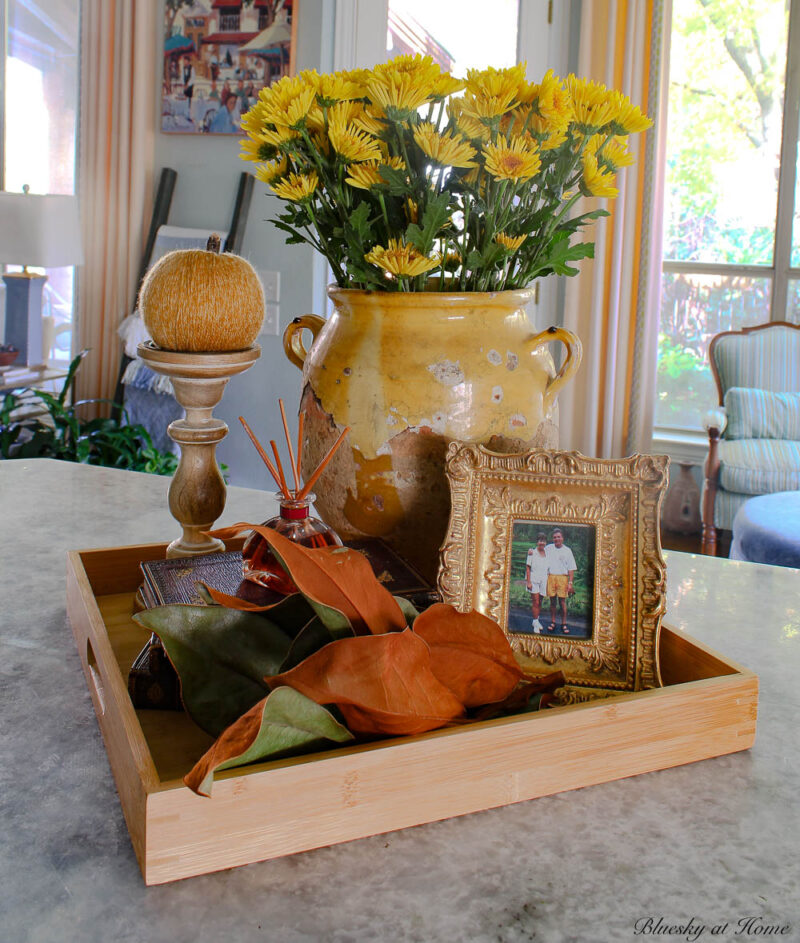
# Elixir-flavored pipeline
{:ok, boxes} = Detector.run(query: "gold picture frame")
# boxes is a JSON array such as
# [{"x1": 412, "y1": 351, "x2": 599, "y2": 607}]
[{"x1": 438, "y1": 445, "x2": 669, "y2": 697}]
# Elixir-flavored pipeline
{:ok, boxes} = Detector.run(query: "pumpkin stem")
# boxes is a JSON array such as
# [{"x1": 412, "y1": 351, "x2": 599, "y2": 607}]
[{"x1": 206, "y1": 233, "x2": 222, "y2": 254}]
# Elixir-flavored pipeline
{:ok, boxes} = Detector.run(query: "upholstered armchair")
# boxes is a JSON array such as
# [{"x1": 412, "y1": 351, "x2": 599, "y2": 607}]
[{"x1": 701, "y1": 322, "x2": 800, "y2": 554}]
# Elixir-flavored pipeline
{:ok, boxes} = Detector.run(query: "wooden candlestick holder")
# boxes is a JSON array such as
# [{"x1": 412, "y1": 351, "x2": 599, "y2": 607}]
[{"x1": 137, "y1": 342, "x2": 260, "y2": 557}]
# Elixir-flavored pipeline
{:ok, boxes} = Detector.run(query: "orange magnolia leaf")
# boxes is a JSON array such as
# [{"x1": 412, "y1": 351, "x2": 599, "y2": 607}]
[
  {"x1": 267, "y1": 629, "x2": 465, "y2": 736},
  {"x1": 203, "y1": 584, "x2": 274, "y2": 611},
  {"x1": 471, "y1": 671, "x2": 566, "y2": 722},
  {"x1": 208, "y1": 522, "x2": 407, "y2": 636},
  {"x1": 412, "y1": 604, "x2": 523, "y2": 708}
]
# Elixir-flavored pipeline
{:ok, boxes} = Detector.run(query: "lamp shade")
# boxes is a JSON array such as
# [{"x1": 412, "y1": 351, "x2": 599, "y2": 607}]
[{"x1": 0, "y1": 191, "x2": 84, "y2": 267}]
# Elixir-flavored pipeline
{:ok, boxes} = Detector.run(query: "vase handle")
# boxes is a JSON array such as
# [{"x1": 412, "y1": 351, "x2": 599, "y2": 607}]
[
  {"x1": 527, "y1": 326, "x2": 583, "y2": 411},
  {"x1": 283, "y1": 315, "x2": 325, "y2": 370}
]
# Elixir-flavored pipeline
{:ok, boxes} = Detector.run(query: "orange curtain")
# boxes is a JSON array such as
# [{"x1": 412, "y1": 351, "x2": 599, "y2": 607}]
[
  {"x1": 76, "y1": 0, "x2": 157, "y2": 408},
  {"x1": 558, "y1": 0, "x2": 672, "y2": 457}
]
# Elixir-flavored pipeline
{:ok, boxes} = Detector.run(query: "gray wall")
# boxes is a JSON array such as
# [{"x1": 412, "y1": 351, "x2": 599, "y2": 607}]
[{"x1": 154, "y1": 0, "x2": 335, "y2": 491}]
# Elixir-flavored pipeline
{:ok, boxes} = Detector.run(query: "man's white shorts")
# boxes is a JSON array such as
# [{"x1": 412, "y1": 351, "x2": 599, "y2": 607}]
[{"x1": 527, "y1": 579, "x2": 547, "y2": 596}]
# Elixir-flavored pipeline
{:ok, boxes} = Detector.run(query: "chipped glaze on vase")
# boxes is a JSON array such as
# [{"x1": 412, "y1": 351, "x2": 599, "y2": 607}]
[{"x1": 284, "y1": 287, "x2": 582, "y2": 581}]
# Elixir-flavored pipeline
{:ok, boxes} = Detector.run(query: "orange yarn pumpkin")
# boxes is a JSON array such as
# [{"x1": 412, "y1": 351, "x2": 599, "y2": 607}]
[{"x1": 139, "y1": 236, "x2": 264, "y2": 352}]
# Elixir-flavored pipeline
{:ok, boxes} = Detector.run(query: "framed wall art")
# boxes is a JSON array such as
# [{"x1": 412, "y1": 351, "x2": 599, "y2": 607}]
[
  {"x1": 438, "y1": 445, "x2": 669, "y2": 698},
  {"x1": 162, "y1": 0, "x2": 297, "y2": 134}
]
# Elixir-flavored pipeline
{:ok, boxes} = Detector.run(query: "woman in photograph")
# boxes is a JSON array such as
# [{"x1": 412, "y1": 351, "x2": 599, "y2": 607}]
[{"x1": 525, "y1": 533, "x2": 550, "y2": 634}]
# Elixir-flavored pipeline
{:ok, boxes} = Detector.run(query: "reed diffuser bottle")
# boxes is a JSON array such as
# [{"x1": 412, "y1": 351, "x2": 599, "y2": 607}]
[
  {"x1": 238, "y1": 402, "x2": 349, "y2": 592},
  {"x1": 242, "y1": 492, "x2": 341, "y2": 592}
]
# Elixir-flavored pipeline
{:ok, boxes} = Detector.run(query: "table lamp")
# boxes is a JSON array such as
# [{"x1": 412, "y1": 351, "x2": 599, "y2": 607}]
[{"x1": 0, "y1": 186, "x2": 84, "y2": 367}]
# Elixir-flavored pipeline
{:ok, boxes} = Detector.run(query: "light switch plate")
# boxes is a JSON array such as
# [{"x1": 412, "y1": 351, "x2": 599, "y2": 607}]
[
  {"x1": 261, "y1": 271, "x2": 280, "y2": 302},
  {"x1": 261, "y1": 303, "x2": 280, "y2": 336}
]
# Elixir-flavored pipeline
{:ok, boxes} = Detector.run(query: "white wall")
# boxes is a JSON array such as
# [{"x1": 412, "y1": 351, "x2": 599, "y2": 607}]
[{"x1": 154, "y1": 0, "x2": 335, "y2": 490}]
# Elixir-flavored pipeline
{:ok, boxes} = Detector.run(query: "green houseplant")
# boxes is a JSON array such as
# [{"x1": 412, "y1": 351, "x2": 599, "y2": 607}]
[{"x1": 0, "y1": 349, "x2": 178, "y2": 475}]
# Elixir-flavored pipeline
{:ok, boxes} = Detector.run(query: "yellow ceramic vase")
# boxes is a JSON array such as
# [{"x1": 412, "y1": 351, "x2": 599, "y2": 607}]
[{"x1": 284, "y1": 287, "x2": 582, "y2": 580}]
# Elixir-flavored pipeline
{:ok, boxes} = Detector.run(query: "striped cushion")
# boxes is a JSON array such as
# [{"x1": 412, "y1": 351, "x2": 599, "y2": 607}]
[
  {"x1": 725, "y1": 388, "x2": 800, "y2": 440},
  {"x1": 701, "y1": 484, "x2": 751, "y2": 531},
  {"x1": 718, "y1": 439, "x2": 800, "y2": 494},
  {"x1": 713, "y1": 325, "x2": 800, "y2": 396}
]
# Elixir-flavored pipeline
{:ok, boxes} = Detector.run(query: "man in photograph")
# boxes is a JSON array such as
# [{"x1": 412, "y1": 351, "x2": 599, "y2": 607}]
[
  {"x1": 525, "y1": 533, "x2": 549, "y2": 634},
  {"x1": 546, "y1": 528, "x2": 577, "y2": 634}
]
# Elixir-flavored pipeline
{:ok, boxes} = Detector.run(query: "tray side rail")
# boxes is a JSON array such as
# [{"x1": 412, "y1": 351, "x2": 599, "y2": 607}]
[{"x1": 66, "y1": 550, "x2": 161, "y2": 876}]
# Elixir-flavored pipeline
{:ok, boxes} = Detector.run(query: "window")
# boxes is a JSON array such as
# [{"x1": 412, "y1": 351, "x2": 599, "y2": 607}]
[
  {"x1": 655, "y1": 0, "x2": 800, "y2": 432},
  {"x1": 1, "y1": 0, "x2": 80, "y2": 364},
  {"x1": 386, "y1": 0, "x2": 519, "y2": 76}
]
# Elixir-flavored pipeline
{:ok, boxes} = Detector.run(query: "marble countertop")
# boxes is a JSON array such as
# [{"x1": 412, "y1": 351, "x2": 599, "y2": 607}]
[{"x1": 1, "y1": 459, "x2": 798, "y2": 943}]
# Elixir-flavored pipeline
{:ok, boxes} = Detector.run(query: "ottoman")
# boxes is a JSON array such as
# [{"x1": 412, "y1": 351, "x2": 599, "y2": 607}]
[{"x1": 729, "y1": 491, "x2": 800, "y2": 568}]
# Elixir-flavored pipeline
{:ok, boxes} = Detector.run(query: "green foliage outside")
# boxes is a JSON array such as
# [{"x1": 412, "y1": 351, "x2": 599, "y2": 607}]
[
  {"x1": 508, "y1": 522, "x2": 595, "y2": 625},
  {"x1": 0, "y1": 350, "x2": 179, "y2": 475}
]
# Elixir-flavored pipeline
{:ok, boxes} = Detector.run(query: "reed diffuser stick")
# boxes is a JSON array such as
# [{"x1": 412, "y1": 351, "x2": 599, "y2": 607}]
[
  {"x1": 279, "y1": 398, "x2": 300, "y2": 493},
  {"x1": 296, "y1": 411, "x2": 305, "y2": 480},
  {"x1": 297, "y1": 426, "x2": 351, "y2": 500},
  {"x1": 239, "y1": 417, "x2": 291, "y2": 498},
  {"x1": 270, "y1": 440, "x2": 290, "y2": 497}
]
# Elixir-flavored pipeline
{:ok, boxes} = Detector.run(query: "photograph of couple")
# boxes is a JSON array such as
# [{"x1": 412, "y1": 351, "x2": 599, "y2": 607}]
[{"x1": 507, "y1": 521, "x2": 596, "y2": 640}]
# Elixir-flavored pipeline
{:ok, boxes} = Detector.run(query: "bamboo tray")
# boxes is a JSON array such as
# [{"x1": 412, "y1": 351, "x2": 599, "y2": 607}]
[{"x1": 66, "y1": 542, "x2": 759, "y2": 886}]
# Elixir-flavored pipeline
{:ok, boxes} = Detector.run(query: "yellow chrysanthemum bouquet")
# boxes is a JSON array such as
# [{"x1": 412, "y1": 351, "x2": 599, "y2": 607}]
[{"x1": 241, "y1": 55, "x2": 651, "y2": 292}]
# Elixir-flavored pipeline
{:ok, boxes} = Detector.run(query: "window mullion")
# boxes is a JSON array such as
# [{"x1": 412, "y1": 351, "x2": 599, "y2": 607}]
[{"x1": 772, "y1": 0, "x2": 800, "y2": 321}]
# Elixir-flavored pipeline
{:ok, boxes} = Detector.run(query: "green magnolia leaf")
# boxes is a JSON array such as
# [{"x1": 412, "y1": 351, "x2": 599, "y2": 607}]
[
  {"x1": 133, "y1": 605, "x2": 293, "y2": 737},
  {"x1": 393, "y1": 595, "x2": 419, "y2": 626},
  {"x1": 185, "y1": 686, "x2": 354, "y2": 796},
  {"x1": 279, "y1": 617, "x2": 337, "y2": 672},
  {"x1": 263, "y1": 592, "x2": 318, "y2": 637}
]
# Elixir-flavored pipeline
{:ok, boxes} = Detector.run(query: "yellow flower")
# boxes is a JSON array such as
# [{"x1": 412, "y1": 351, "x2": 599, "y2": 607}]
[
  {"x1": 365, "y1": 239, "x2": 441, "y2": 277},
  {"x1": 449, "y1": 98, "x2": 491, "y2": 141},
  {"x1": 483, "y1": 137, "x2": 542, "y2": 182},
  {"x1": 271, "y1": 171, "x2": 319, "y2": 202},
  {"x1": 255, "y1": 156, "x2": 288, "y2": 185},
  {"x1": 567, "y1": 75, "x2": 617, "y2": 131},
  {"x1": 413, "y1": 123, "x2": 477, "y2": 168},
  {"x1": 264, "y1": 83, "x2": 317, "y2": 129},
  {"x1": 345, "y1": 156, "x2": 406, "y2": 190},
  {"x1": 240, "y1": 137, "x2": 267, "y2": 162},
  {"x1": 581, "y1": 152, "x2": 618, "y2": 198},
  {"x1": 366, "y1": 54, "x2": 443, "y2": 113},
  {"x1": 305, "y1": 68, "x2": 366, "y2": 104},
  {"x1": 241, "y1": 101, "x2": 267, "y2": 135},
  {"x1": 494, "y1": 232, "x2": 527, "y2": 251},
  {"x1": 541, "y1": 126, "x2": 568, "y2": 151},
  {"x1": 530, "y1": 70, "x2": 574, "y2": 125},
  {"x1": 353, "y1": 105, "x2": 386, "y2": 138},
  {"x1": 431, "y1": 73, "x2": 466, "y2": 100},
  {"x1": 259, "y1": 125, "x2": 301, "y2": 149},
  {"x1": 459, "y1": 89, "x2": 518, "y2": 120},
  {"x1": 305, "y1": 104, "x2": 326, "y2": 134},
  {"x1": 600, "y1": 135, "x2": 635, "y2": 169},
  {"x1": 327, "y1": 100, "x2": 364, "y2": 131},
  {"x1": 606, "y1": 91, "x2": 653, "y2": 134},
  {"x1": 465, "y1": 63, "x2": 527, "y2": 103},
  {"x1": 405, "y1": 198, "x2": 419, "y2": 223},
  {"x1": 259, "y1": 75, "x2": 315, "y2": 124},
  {"x1": 328, "y1": 123, "x2": 383, "y2": 162}
]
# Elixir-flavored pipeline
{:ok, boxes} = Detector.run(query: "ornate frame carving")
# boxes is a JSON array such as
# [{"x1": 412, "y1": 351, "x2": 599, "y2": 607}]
[{"x1": 438, "y1": 445, "x2": 669, "y2": 693}]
